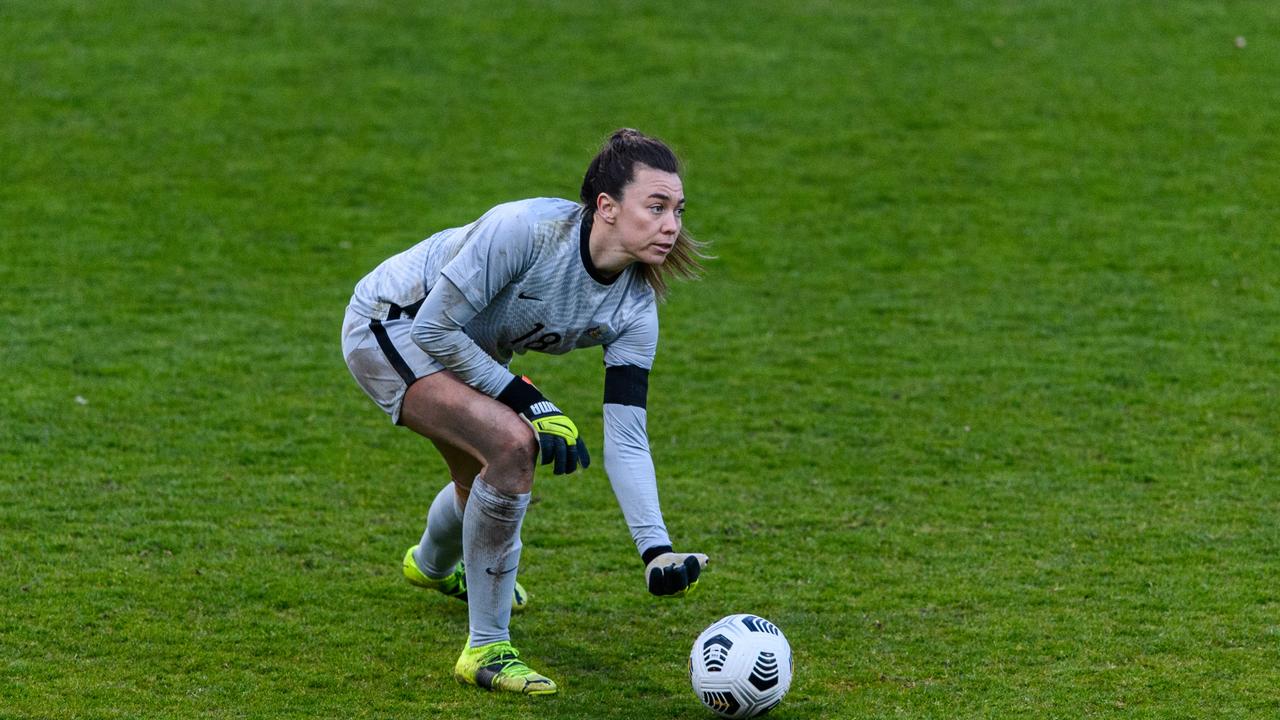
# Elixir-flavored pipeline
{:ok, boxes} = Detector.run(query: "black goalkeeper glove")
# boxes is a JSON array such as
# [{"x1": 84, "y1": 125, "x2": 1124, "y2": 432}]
[
  {"x1": 644, "y1": 549, "x2": 710, "y2": 598},
  {"x1": 497, "y1": 375, "x2": 591, "y2": 475}
]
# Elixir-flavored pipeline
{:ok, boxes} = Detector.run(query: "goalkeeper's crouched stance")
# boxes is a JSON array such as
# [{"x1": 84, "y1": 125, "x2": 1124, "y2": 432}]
[{"x1": 340, "y1": 129, "x2": 711, "y2": 696}]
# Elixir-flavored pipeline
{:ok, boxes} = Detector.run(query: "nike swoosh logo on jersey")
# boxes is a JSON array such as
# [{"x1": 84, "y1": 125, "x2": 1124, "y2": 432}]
[{"x1": 517, "y1": 291, "x2": 542, "y2": 301}]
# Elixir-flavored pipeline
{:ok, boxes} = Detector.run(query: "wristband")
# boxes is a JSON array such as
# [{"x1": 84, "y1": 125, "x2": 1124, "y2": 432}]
[
  {"x1": 496, "y1": 375, "x2": 544, "y2": 415},
  {"x1": 641, "y1": 545, "x2": 674, "y2": 566}
]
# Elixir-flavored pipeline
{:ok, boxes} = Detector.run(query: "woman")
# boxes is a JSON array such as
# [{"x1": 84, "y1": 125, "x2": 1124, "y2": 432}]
[{"x1": 341, "y1": 129, "x2": 710, "y2": 695}]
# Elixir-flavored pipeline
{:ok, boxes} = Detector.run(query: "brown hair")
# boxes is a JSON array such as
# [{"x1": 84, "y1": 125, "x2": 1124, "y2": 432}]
[{"x1": 580, "y1": 129, "x2": 711, "y2": 300}]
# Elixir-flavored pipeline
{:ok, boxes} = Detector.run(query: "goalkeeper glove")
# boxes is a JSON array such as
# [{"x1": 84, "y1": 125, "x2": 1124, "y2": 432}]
[
  {"x1": 644, "y1": 550, "x2": 709, "y2": 598},
  {"x1": 497, "y1": 375, "x2": 591, "y2": 475}
]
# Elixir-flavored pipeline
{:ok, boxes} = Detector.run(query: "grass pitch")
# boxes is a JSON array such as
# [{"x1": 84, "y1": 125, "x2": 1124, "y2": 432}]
[{"x1": 3, "y1": 1, "x2": 1279, "y2": 718}]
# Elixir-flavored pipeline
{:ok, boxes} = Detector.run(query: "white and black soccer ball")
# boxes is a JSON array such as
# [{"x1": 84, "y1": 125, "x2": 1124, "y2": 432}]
[{"x1": 689, "y1": 614, "x2": 793, "y2": 718}]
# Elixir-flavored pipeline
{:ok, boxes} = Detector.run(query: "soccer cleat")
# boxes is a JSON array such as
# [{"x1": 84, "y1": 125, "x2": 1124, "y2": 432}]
[
  {"x1": 402, "y1": 546, "x2": 528, "y2": 611},
  {"x1": 454, "y1": 639, "x2": 558, "y2": 695}
]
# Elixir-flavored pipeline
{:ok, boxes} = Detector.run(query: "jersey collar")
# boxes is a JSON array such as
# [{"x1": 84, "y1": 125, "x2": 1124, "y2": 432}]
[{"x1": 580, "y1": 210, "x2": 622, "y2": 286}]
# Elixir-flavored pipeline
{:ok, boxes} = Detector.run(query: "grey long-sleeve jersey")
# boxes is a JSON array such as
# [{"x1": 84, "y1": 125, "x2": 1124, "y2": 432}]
[{"x1": 348, "y1": 197, "x2": 671, "y2": 554}]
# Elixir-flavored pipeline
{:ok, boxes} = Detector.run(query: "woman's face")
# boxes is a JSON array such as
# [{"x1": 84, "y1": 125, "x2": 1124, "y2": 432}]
[{"x1": 609, "y1": 165, "x2": 684, "y2": 266}]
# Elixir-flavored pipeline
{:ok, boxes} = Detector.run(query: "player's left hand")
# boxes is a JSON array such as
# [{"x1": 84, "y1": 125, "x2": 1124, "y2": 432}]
[{"x1": 646, "y1": 552, "x2": 709, "y2": 598}]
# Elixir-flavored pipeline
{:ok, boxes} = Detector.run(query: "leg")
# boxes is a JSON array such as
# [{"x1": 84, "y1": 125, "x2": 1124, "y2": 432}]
[
  {"x1": 398, "y1": 372, "x2": 555, "y2": 694},
  {"x1": 411, "y1": 440, "x2": 480, "y2": 577},
  {"x1": 399, "y1": 370, "x2": 536, "y2": 623},
  {"x1": 400, "y1": 375, "x2": 531, "y2": 612},
  {"x1": 398, "y1": 371, "x2": 537, "y2": 495},
  {"x1": 430, "y1": 439, "x2": 482, "y2": 506}
]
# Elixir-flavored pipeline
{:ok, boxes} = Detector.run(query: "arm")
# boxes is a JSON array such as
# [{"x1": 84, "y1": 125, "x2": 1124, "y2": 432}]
[
  {"x1": 410, "y1": 204, "x2": 535, "y2": 396},
  {"x1": 603, "y1": 307, "x2": 709, "y2": 596},
  {"x1": 412, "y1": 276, "x2": 515, "y2": 397},
  {"x1": 410, "y1": 203, "x2": 590, "y2": 474},
  {"x1": 603, "y1": 367, "x2": 669, "y2": 554}
]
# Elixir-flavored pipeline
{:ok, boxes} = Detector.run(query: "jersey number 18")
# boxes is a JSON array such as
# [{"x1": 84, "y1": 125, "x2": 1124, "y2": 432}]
[{"x1": 513, "y1": 323, "x2": 561, "y2": 351}]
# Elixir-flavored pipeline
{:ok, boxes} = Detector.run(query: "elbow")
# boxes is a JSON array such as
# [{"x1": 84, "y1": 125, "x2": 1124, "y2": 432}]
[{"x1": 409, "y1": 319, "x2": 440, "y2": 355}]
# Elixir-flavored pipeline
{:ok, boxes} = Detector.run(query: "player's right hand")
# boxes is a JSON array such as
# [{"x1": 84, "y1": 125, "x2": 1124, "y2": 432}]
[
  {"x1": 496, "y1": 375, "x2": 591, "y2": 475},
  {"x1": 646, "y1": 552, "x2": 709, "y2": 598},
  {"x1": 524, "y1": 400, "x2": 591, "y2": 475}
]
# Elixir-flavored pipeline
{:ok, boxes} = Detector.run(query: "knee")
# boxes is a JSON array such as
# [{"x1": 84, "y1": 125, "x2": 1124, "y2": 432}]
[{"x1": 488, "y1": 422, "x2": 537, "y2": 485}]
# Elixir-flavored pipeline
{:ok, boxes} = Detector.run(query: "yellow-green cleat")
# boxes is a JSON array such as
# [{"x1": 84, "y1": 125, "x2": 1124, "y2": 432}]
[
  {"x1": 402, "y1": 546, "x2": 528, "y2": 611},
  {"x1": 454, "y1": 639, "x2": 557, "y2": 695}
]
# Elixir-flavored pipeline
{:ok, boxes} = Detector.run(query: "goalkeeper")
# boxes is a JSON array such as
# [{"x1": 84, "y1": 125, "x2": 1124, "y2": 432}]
[{"x1": 340, "y1": 129, "x2": 711, "y2": 696}]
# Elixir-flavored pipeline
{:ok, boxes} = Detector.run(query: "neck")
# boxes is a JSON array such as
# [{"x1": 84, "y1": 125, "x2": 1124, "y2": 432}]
[{"x1": 587, "y1": 213, "x2": 631, "y2": 277}]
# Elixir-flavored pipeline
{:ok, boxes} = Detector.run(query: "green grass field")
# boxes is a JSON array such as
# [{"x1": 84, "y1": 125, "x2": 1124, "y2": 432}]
[{"x1": 4, "y1": 1, "x2": 1279, "y2": 718}]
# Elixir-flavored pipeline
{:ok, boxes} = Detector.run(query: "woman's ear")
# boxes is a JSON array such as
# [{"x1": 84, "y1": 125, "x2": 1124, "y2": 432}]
[{"x1": 596, "y1": 192, "x2": 618, "y2": 224}]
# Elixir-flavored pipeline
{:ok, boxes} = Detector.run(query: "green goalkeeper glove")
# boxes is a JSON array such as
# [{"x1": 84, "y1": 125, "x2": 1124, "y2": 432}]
[
  {"x1": 497, "y1": 375, "x2": 591, "y2": 475},
  {"x1": 645, "y1": 551, "x2": 709, "y2": 598}
]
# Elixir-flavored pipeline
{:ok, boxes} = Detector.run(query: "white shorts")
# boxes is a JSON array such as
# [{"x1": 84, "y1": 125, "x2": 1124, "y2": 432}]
[{"x1": 341, "y1": 305, "x2": 445, "y2": 424}]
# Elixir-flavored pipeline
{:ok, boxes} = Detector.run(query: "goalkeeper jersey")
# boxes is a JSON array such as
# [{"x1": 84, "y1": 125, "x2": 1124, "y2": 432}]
[
  {"x1": 348, "y1": 197, "x2": 656, "y2": 396},
  {"x1": 347, "y1": 196, "x2": 669, "y2": 553}
]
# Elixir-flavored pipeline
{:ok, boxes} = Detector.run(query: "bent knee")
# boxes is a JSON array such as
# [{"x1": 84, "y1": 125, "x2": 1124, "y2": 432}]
[{"x1": 489, "y1": 422, "x2": 537, "y2": 476}]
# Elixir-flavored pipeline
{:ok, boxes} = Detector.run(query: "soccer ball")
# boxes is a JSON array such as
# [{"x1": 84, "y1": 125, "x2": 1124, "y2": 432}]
[{"x1": 689, "y1": 614, "x2": 793, "y2": 718}]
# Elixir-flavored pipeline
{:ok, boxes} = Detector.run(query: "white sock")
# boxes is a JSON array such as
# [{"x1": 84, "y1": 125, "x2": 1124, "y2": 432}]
[
  {"x1": 463, "y1": 476, "x2": 529, "y2": 647},
  {"x1": 414, "y1": 482, "x2": 465, "y2": 578}
]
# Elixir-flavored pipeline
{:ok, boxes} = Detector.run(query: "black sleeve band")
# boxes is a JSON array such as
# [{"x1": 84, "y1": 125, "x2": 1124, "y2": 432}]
[
  {"x1": 603, "y1": 364, "x2": 649, "y2": 408},
  {"x1": 496, "y1": 376, "x2": 544, "y2": 414},
  {"x1": 641, "y1": 544, "x2": 673, "y2": 566}
]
